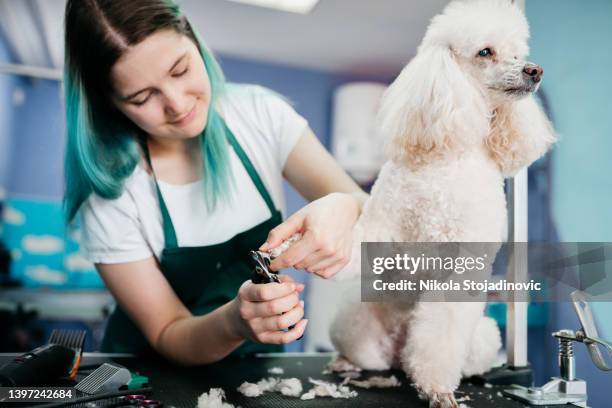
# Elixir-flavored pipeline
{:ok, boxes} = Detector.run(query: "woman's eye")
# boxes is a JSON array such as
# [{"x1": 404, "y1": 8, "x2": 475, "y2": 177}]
[
  {"x1": 172, "y1": 67, "x2": 189, "y2": 77},
  {"x1": 478, "y1": 48, "x2": 492, "y2": 57},
  {"x1": 132, "y1": 95, "x2": 150, "y2": 106}
]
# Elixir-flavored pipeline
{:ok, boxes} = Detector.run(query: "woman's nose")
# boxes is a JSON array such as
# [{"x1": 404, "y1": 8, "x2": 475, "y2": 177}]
[
  {"x1": 163, "y1": 90, "x2": 189, "y2": 119},
  {"x1": 523, "y1": 63, "x2": 544, "y2": 83}
]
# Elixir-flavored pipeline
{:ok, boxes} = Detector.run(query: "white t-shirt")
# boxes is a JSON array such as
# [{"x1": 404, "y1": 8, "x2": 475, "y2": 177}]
[{"x1": 80, "y1": 84, "x2": 308, "y2": 264}]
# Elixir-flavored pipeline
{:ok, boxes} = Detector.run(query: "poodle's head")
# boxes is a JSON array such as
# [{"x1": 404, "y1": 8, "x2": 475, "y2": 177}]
[
  {"x1": 429, "y1": 0, "x2": 541, "y2": 105},
  {"x1": 380, "y1": 0, "x2": 549, "y2": 170}
]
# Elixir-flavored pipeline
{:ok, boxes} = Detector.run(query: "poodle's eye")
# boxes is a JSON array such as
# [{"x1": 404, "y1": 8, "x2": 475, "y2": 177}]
[{"x1": 478, "y1": 48, "x2": 492, "y2": 57}]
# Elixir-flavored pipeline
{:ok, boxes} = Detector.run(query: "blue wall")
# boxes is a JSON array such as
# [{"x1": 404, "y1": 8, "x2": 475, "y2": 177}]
[
  {"x1": 527, "y1": 1, "x2": 612, "y2": 406},
  {"x1": 528, "y1": 0, "x2": 612, "y2": 243},
  {"x1": 0, "y1": 29, "x2": 64, "y2": 201},
  {"x1": 8, "y1": 79, "x2": 64, "y2": 199},
  {"x1": 0, "y1": 31, "x2": 17, "y2": 191}
]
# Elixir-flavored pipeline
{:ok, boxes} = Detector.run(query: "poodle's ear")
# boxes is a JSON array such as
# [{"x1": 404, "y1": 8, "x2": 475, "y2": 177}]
[
  {"x1": 486, "y1": 95, "x2": 556, "y2": 177},
  {"x1": 379, "y1": 46, "x2": 489, "y2": 169}
]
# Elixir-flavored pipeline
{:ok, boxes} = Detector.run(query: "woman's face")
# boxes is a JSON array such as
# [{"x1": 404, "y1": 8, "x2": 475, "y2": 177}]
[{"x1": 111, "y1": 29, "x2": 211, "y2": 142}]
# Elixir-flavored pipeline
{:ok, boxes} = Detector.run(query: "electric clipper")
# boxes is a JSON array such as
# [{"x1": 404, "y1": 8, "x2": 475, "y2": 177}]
[{"x1": 0, "y1": 329, "x2": 86, "y2": 386}]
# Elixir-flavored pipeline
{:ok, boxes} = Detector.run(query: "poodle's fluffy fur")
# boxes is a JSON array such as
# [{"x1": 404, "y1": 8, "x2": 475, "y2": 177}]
[{"x1": 329, "y1": 1, "x2": 556, "y2": 407}]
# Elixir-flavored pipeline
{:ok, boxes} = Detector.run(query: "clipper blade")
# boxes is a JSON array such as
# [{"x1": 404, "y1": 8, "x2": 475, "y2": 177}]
[
  {"x1": 49, "y1": 329, "x2": 86, "y2": 350},
  {"x1": 75, "y1": 363, "x2": 132, "y2": 395},
  {"x1": 48, "y1": 329, "x2": 86, "y2": 380}
]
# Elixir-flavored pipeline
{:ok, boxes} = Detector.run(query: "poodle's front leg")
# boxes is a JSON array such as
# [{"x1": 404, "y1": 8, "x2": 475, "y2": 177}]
[
  {"x1": 330, "y1": 302, "x2": 394, "y2": 371},
  {"x1": 462, "y1": 315, "x2": 502, "y2": 378},
  {"x1": 401, "y1": 302, "x2": 484, "y2": 408}
]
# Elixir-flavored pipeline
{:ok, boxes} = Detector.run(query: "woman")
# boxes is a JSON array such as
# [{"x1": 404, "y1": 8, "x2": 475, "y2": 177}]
[{"x1": 64, "y1": 0, "x2": 367, "y2": 364}]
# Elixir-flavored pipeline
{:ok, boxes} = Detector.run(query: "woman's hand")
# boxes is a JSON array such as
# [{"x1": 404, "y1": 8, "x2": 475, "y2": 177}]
[
  {"x1": 261, "y1": 192, "x2": 361, "y2": 278},
  {"x1": 228, "y1": 275, "x2": 307, "y2": 344}
]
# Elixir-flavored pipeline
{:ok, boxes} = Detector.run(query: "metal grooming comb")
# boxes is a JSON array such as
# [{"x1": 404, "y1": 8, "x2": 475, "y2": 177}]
[{"x1": 75, "y1": 363, "x2": 132, "y2": 395}]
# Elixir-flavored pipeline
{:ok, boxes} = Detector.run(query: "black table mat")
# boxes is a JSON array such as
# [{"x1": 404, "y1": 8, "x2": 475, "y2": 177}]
[{"x1": 0, "y1": 354, "x2": 569, "y2": 407}]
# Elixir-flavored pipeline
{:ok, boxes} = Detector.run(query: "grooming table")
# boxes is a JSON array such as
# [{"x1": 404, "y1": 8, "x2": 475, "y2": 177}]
[{"x1": 0, "y1": 352, "x2": 567, "y2": 407}]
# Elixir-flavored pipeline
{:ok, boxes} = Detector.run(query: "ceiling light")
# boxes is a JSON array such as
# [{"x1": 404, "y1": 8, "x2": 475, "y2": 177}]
[{"x1": 225, "y1": 0, "x2": 320, "y2": 14}]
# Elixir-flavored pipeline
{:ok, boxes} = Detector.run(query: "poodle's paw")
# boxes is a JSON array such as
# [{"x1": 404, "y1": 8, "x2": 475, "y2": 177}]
[
  {"x1": 428, "y1": 392, "x2": 458, "y2": 408},
  {"x1": 414, "y1": 384, "x2": 458, "y2": 408},
  {"x1": 326, "y1": 356, "x2": 363, "y2": 373}
]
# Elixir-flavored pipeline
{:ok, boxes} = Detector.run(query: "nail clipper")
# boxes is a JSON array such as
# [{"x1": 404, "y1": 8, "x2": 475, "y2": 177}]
[
  {"x1": 249, "y1": 250, "x2": 280, "y2": 284},
  {"x1": 249, "y1": 250, "x2": 300, "y2": 333}
]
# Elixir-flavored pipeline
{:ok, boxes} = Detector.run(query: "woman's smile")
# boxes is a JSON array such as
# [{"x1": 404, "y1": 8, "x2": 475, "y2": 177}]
[{"x1": 170, "y1": 101, "x2": 198, "y2": 126}]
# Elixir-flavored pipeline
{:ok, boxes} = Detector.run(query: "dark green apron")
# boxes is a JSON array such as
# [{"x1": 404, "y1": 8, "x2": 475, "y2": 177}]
[{"x1": 101, "y1": 122, "x2": 283, "y2": 356}]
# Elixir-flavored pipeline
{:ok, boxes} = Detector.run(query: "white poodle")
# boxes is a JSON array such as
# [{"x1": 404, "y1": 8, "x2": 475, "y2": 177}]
[{"x1": 328, "y1": 1, "x2": 556, "y2": 407}]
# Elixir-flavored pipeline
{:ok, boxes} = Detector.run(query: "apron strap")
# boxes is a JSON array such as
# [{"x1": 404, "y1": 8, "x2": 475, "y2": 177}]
[
  {"x1": 223, "y1": 122, "x2": 277, "y2": 216},
  {"x1": 143, "y1": 145, "x2": 179, "y2": 249},
  {"x1": 144, "y1": 119, "x2": 279, "y2": 250}
]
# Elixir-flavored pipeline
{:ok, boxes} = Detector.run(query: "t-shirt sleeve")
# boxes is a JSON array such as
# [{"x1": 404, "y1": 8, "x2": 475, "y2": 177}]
[
  {"x1": 79, "y1": 190, "x2": 153, "y2": 264},
  {"x1": 251, "y1": 86, "x2": 309, "y2": 168}
]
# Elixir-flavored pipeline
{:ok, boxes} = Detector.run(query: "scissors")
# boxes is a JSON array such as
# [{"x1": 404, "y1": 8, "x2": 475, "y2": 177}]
[{"x1": 115, "y1": 394, "x2": 164, "y2": 407}]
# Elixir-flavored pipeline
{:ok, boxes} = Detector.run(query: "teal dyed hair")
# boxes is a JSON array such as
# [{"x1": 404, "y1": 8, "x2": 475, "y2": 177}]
[{"x1": 63, "y1": 0, "x2": 233, "y2": 222}]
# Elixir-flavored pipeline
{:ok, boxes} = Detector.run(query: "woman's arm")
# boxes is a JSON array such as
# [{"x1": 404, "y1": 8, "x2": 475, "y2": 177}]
[
  {"x1": 97, "y1": 257, "x2": 306, "y2": 365},
  {"x1": 264, "y1": 128, "x2": 368, "y2": 278}
]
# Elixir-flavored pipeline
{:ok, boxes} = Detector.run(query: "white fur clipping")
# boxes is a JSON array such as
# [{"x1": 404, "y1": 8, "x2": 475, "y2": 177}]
[
  {"x1": 255, "y1": 377, "x2": 279, "y2": 392},
  {"x1": 237, "y1": 377, "x2": 303, "y2": 398},
  {"x1": 277, "y1": 378, "x2": 303, "y2": 397},
  {"x1": 269, "y1": 233, "x2": 302, "y2": 258},
  {"x1": 300, "y1": 377, "x2": 358, "y2": 400},
  {"x1": 267, "y1": 366, "x2": 284, "y2": 375},
  {"x1": 196, "y1": 388, "x2": 236, "y2": 408},
  {"x1": 349, "y1": 375, "x2": 401, "y2": 389},
  {"x1": 324, "y1": 356, "x2": 363, "y2": 374},
  {"x1": 237, "y1": 382, "x2": 262, "y2": 398}
]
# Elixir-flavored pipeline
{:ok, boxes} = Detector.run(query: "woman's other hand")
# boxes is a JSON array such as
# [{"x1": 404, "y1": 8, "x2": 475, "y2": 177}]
[{"x1": 229, "y1": 275, "x2": 307, "y2": 344}]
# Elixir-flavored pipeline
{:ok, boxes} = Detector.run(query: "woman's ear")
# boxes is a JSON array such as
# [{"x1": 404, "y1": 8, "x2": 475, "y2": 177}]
[
  {"x1": 486, "y1": 95, "x2": 556, "y2": 177},
  {"x1": 379, "y1": 45, "x2": 489, "y2": 170}
]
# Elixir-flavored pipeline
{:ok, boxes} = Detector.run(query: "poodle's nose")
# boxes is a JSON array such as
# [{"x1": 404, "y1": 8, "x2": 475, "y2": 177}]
[{"x1": 523, "y1": 63, "x2": 544, "y2": 83}]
